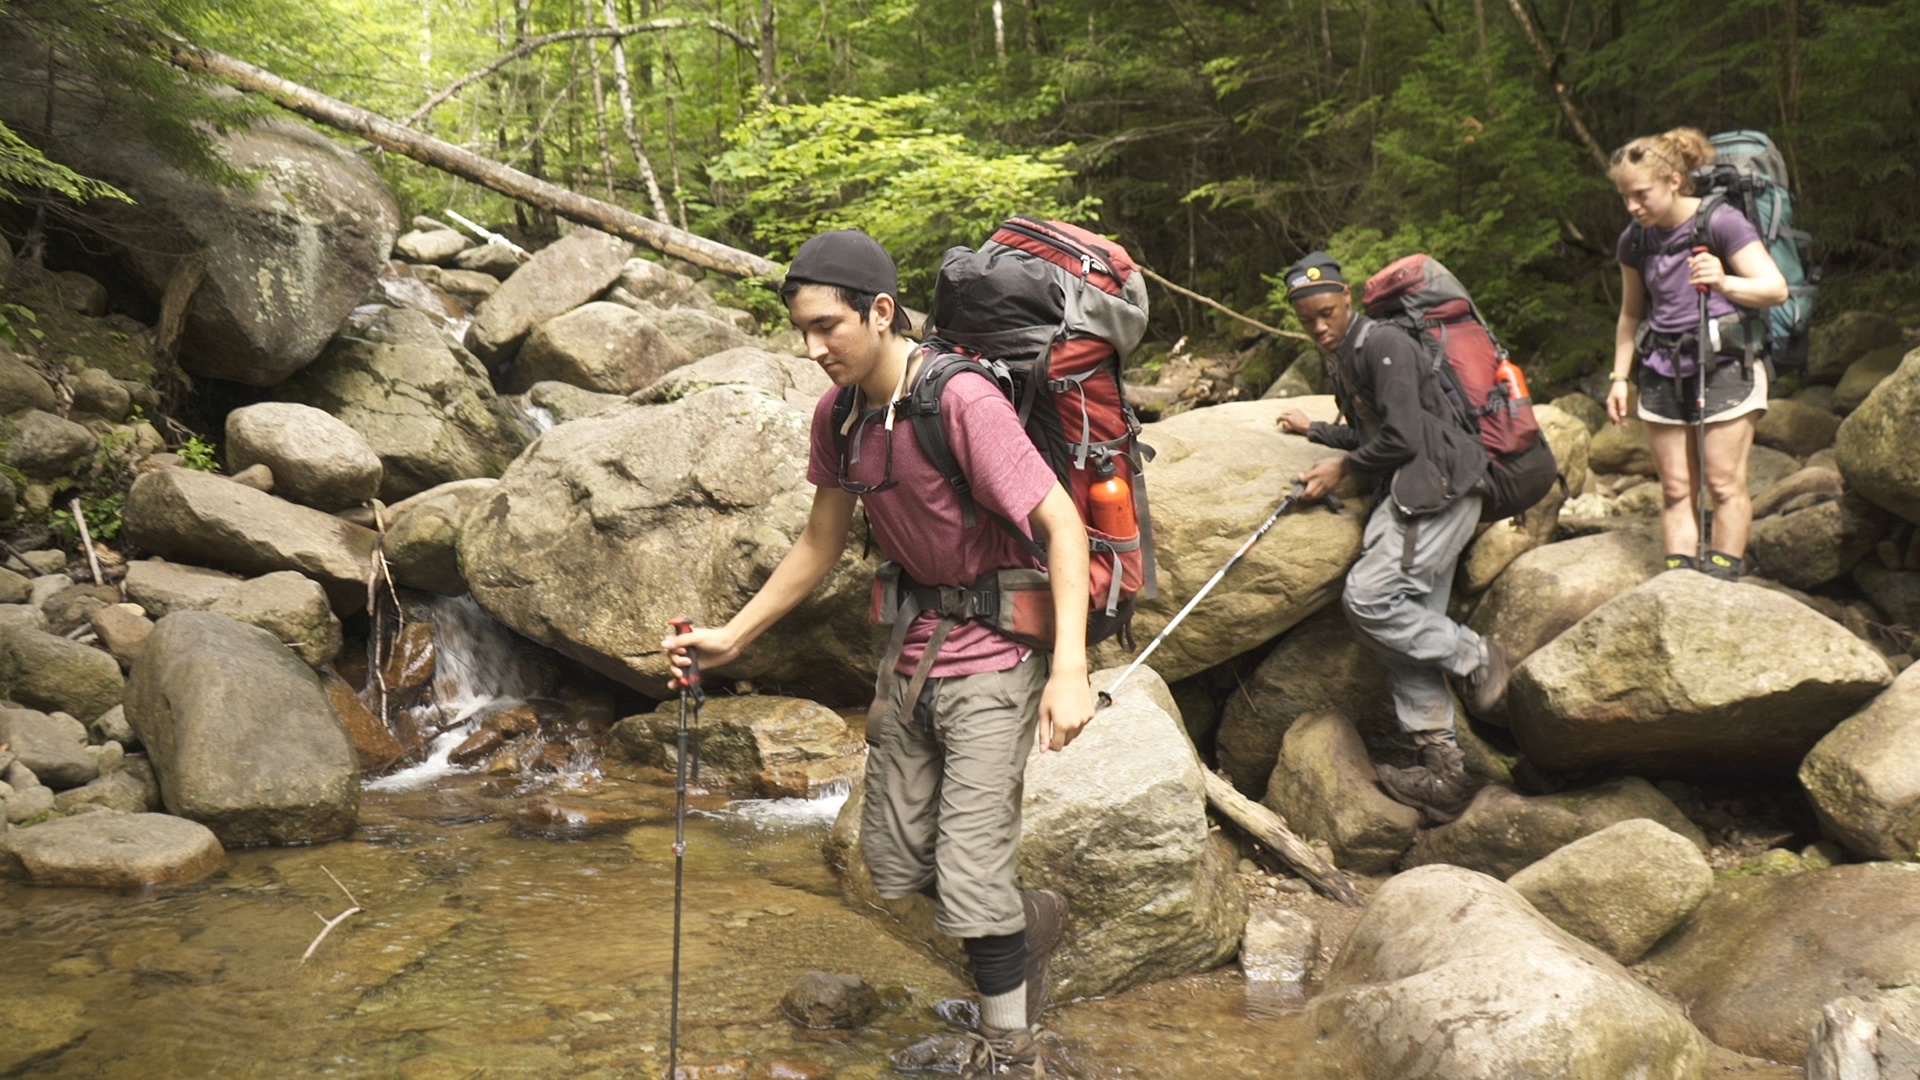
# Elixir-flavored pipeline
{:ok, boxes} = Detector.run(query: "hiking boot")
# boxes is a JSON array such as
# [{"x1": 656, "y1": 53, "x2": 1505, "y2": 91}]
[
  {"x1": 889, "y1": 1026, "x2": 1044, "y2": 1077},
  {"x1": 1663, "y1": 553, "x2": 1698, "y2": 573},
  {"x1": 1020, "y1": 889, "x2": 1068, "y2": 1021},
  {"x1": 1464, "y1": 638, "x2": 1511, "y2": 716},
  {"x1": 1702, "y1": 550, "x2": 1743, "y2": 582},
  {"x1": 1377, "y1": 742, "x2": 1476, "y2": 824}
]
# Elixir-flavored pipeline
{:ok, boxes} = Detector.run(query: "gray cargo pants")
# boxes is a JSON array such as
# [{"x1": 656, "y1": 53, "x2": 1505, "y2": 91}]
[{"x1": 1342, "y1": 493, "x2": 1487, "y2": 735}]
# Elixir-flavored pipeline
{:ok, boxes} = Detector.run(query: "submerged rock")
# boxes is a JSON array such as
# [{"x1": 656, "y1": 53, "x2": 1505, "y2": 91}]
[
  {"x1": 779, "y1": 972, "x2": 881, "y2": 1030},
  {"x1": 0, "y1": 810, "x2": 224, "y2": 888}
]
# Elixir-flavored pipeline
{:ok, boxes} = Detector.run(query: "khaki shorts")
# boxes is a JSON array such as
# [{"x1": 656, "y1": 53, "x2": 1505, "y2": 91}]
[{"x1": 860, "y1": 656, "x2": 1046, "y2": 939}]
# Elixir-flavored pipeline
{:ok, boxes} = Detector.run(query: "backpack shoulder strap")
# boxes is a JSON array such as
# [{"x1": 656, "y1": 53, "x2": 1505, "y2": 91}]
[{"x1": 901, "y1": 349, "x2": 995, "y2": 529}]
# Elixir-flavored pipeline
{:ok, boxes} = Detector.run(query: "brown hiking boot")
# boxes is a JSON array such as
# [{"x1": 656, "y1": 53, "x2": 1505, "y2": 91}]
[
  {"x1": 889, "y1": 1026, "x2": 1045, "y2": 1077},
  {"x1": 1376, "y1": 741, "x2": 1477, "y2": 825},
  {"x1": 1464, "y1": 638, "x2": 1511, "y2": 716},
  {"x1": 1020, "y1": 889, "x2": 1068, "y2": 1021}
]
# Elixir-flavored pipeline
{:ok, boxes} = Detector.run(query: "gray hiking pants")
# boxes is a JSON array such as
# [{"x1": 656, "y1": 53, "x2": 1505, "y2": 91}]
[{"x1": 1342, "y1": 493, "x2": 1487, "y2": 735}]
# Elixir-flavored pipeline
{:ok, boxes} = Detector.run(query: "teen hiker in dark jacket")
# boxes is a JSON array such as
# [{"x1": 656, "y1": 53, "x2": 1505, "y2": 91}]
[
  {"x1": 1275, "y1": 252, "x2": 1510, "y2": 823},
  {"x1": 663, "y1": 229, "x2": 1088, "y2": 1077},
  {"x1": 1605, "y1": 127, "x2": 1788, "y2": 580}
]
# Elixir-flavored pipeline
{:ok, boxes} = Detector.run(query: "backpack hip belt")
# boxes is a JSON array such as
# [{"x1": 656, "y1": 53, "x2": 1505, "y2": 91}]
[{"x1": 1633, "y1": 315, "x2": 1761, "y2": 376}]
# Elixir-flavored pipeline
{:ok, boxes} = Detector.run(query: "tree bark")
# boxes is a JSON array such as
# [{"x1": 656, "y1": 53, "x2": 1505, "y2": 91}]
[
  {"x1": 158, "y1": 37, "x2": 781, "y2": 279},
  {"x1": 1504, "y1": 0, "x2": 1609, "y2": 170},
  {"x1": 1202, "y1": 770, "x2": 1365, "y2": 908},
  {"x1": 581, "y1": 0, "x2": 618, "y2": 196},
  {"x1": 758, "y1": 0, "x2": 777, "y2": 95},
  {"x1": 600, "y1": 0, "x2": 672, "y2": 225}
]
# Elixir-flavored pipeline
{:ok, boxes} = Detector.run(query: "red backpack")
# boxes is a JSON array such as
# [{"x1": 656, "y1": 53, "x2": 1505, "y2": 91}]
[
  {"x1": 1358, "y1": 254, "x2": 1558, "y2": 522},
  {"x1": 831, "y1": 217, "x2": 1158, "y2": 652}
]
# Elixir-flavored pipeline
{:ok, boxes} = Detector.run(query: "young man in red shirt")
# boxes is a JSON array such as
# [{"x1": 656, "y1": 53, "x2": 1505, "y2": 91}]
[{"x1": 665, "y1": 229, "x2": 1092, "y2": 1075}]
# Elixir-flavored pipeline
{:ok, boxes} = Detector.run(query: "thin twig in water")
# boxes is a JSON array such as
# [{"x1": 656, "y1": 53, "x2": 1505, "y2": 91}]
[{"x1": 301, "y1": 866, "x2": 364, "y2": 964}]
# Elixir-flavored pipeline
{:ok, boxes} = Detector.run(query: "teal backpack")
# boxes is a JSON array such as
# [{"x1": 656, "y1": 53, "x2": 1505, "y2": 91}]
[{"x1": 1629, "y1": 129, "x2": 1820, "y2": 369}]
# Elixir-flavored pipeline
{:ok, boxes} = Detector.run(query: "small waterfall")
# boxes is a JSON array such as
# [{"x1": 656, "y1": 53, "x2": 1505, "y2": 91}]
[{"x1": 505, "y1": 393, "x2": 556, "y2": 436}]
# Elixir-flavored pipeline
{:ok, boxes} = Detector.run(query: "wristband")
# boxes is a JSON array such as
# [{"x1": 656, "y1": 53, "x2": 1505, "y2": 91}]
[{"x1": 1610, "y1": 373, "x2": 1630, "y2": 383}]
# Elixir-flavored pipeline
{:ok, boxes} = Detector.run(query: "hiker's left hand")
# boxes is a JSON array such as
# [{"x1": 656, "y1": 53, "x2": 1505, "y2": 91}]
[
  {"x1": 1038, "y1": 668, "x2": 1094, "y2": 751},
  {"x1": 1298, "y1": 456, "x2": 1346, "y2": 501},
  {"x1": 1686, "y1": 251, "x2": 1726, "y2": 293}
]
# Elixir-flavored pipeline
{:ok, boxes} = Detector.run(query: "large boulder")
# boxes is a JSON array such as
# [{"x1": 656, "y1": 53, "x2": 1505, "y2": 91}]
[
  {"x1": 1644, "y1": 862, "x2": 1920, "y2": 1063},
  {"x1": 646, "y1": 305, "x2": 757, "y2": 360},
  {"x1": 380, "y1": 478, "x2": 497, "y2": 596},
  {"x1": 1406, "y1": 777, "x2": 1705, "y2": 880},
  {"x1": 0, "y1": 350, "x2": 57, "y2": 414},
  {"x1": 1754, "y1": 397, "x2": 1843, "y2": 457},
  {"x1": 1088, "y1": 397, "x2": 1364, "y2": 682},
  {"x1": 1836, "y1": 347, "x2": 1920, "y2": 525},
  {"x1": 123, "y1": 467, "x2": 376, "y2": 606},
  {"x1": 1588, "y1": 418, "x2": 1653, "y2": 477},
  {"x1": 0, "y1": 811, "x2": 224, "y2": 889},
  {"x1": 0, "y1": 708, "x2": 95, "y2": 790},
  {"x1": 120, "y1": 559, "x2": 242, "y2": 617},
  {"x1": 461, "y1": 352, "x2": 872, "y2": 699},
  {"x1": 823, "y1": 667, "x2": 1245, "y2": 1000},
  {"x1": 1301, "y1": 865, "x2": 1710, "y2": 1079},
  {"x1": 124, "y1": 611, "x2": 358, "y2": 845},
  {"x1": 1261, "y1": 710, "x2": 1419, "y2": 873},
  {"x1": 1856, "y1": 561, "x2": 1920, "y2": 628},
  {"x1": 1507, "y1": 572, "x2": 1893, "y2": 776},
  {"x1": 0, "y1": 409, "x2": 98, "y2": 480},
  {"x1": 0, "y1": 39, "x2": 397, "y2": 386},
  {"x1": 1752, "y1": 465, "x2": 1846, "y2": 520},
  {"x1": 224, "y1": 402, "x2": 383, "y2": 511},
  {"x1": 1458, "y1": 402, "x2": 1590, "y2": 595},
  {"x1": 0, "y1": 621, "x2": 124, "y2": 722},
  {"x1": 1466, "y1": 527, "x2": 1664, "y2": 665},
  {"x1": 278, "y1": 305, "x2": 528, "y2": 501},
  {"x1": 1833, "y1": 345, "x2": 1909, "y2": 414},
  {"x1": 1506, "y1": 819, "x2": 1714, "y2": 964},
  {"x1": 632, "y1": 345, "x2": 832, "y2": 409},
  {"x1": 1809, "y1": 311, "x2": 1902, "y2": 384},
  {"x1": 1800, "y1": 662, "x2": 1920, "y2": 861},
  {"x1": 465, "y1": 227, "x2": 633, "y2": 367},
  {"x1": 206, "y1": 571, "x2": 344, "y2": 669},
  {"x1": 1216, "y1": 605, "x2": 1393, "y2": 796},
  {"x1": 608, "y1": 695, "x2": 863, "y2": 798},
  {"x1": 501, "y1": 301, "x2": 695, "y2": 394},
  {"x1": 1749, "y1": 493, "x2": 1888, "y2": 588}
]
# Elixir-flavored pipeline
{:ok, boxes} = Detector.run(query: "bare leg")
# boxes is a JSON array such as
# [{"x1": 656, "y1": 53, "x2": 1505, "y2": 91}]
[
  {"x1": 1644, "y1": 420, "x2": 1700, "y2": 558},
  {"x1": 1703, "y1": 414, "x2": 1759, "y2": 557}
]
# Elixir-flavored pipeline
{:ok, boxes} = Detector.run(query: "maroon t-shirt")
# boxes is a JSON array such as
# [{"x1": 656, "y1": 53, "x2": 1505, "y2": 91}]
[
  {"x1": 1617, "y1": 201, "x2": 1764, "y2": 378},
  {"x1": 808, "y1": 365, "x2": 1058, "y2": 677}
]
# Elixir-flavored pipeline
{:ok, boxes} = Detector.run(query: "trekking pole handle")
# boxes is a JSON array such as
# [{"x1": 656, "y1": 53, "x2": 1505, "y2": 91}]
[
  {"x1": 1691, "y1": 245, "x2": 1711, "y2": 294},
  {"x1": 667, "y1": 617, "x2": 702, "y2": 694}
]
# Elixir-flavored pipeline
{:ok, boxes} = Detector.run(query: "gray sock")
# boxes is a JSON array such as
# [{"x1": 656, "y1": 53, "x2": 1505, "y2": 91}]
[{"x1": 980, "y1": 983, "x2": 1027, "y2": 1032}]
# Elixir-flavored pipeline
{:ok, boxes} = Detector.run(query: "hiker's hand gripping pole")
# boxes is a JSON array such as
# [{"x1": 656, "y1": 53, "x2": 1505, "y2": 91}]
[
  {"x1": 666, "y1": 616, "x2": 703, "y2": 1080},
  {"x1": 1096, "y1": 481, "x2": 1341, "y2": 710}
]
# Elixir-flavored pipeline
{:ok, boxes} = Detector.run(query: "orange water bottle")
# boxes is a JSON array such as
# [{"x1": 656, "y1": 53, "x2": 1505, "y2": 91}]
[
  {"x1": 1495, "y1": 355, "x2": 1530, "y2": 402},
  {"x1": 1089, "y1": 457, "x2": 1137, "y2": 538}
]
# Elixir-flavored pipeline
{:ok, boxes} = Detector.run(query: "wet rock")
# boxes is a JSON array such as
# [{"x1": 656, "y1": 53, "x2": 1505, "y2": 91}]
[
  {"x1": 1837, "y1": 347, "x2": 1920, "y2": 526},
  {"x1": 381, "y1": 478, "x2": 497, "y2": 596},
  {"x1": 610, "y1": 695, "x2": 862, "y2": 798},
  {"x1": 0, "y1": 810, "x2": 224, "y2": 888},
  {"x1": 125, "y1": 611, "x2": 358, "y2": 845},
  {"x1": 1467, "y1": 526, "x2": 1665, "y2": 674},
  {"x1": 465, "y1": 227, "x2": 633, "y2": 367},
  {"x1": 0, "y1": 992, "x2": 88, "y2": 1073},
  {"x1": 90, "y1": 603, "x2": 154, "y2": 666},
  {"x1": 1261, "y1": 710, "x2": 1418, "y2": 874},
  {"x1": 381, "y1": 619, "x2": 436, "y2": 692},
  {"x1": 1407, "y1": 777, "x2": 1705, "y2": 880},
  {"x1": 631, "y1": 345, "x2": 831, "y2": 410},
  {"x1": 41, "y1": 582, "x2": 119, "y2": 636},
  {"x1": 320, "y1": 669, "x2": 405, "y2": 774},
  {"x1": 448, "y1": 727, "x2": 504, "y2": 766},
  {"x1": 1, "y1": 409, "x2": 98, "y2": 479},
  {"x1": 1301, "y1": 865, "x2": 1709, "y2": 1079},
  {"x1": 462, "y1": 353, "x2": 870, "y2": 699},
  {"x1": 779, "y1": 971, "x2": 881, "y2": 1029},
  {"x1": 0, "y1": 620, "x2": 125, "y2": 722},
  {"x1": 1755, "y1": 396, "x2": 1843, "y2": 457},
  {"x1": 510, "y1": 794, "x2": 658, "y2": 837},
  {"x1": 121, "y1": 559, "x2": 242, "y2": 617},
  {"x1": 1506, "y1": 819, "x2": 1713, "y2": 964},
  {"x1": 207, "y1": 570, "x2": 344, "y2": 668},
  {"x1": 825, "y1": 667, "x2": 1245, "y2": 1000},
  {"x1": 279, "y1": 305, "x2": 527, "y2": 502},
  {"x1": 1800, "y1": 662, "x2": 1920, "y2": 861},
  {"x1": 1239, "y1": 904, "x2": 1319, "y2": 984},
  {"x1": 1750, "y1": 492, "x2": 1888, "y2": 588},
  {"x1": 0, "y1": 349, "x2": 57, "y2": 414},
  {"x1": 225, "y1": 402, "x2": 384, "y2": 511},
  {"x1": 1810, "y1": 311, "x2": 1902, "y2": 384},
  {"x1": 1805, "y1": 986, "x2": 1920, "y2": 1080},
  {"x1": 69, "y1": 367, "x2": 131, "y2": 420},
  {"x1": 124, "y1": 467, "x2": 377, "y2": 608},
  {"x1": 1752, "y1": 465, "x2": 1846, "y2": 519},
  {"x1": 395, "y1": 228, "x2": 470, "y2": 264},
  {"x1": 1644, "y1": 862, "x2": 1920, "y2": 1063},
  {"x1": 1088, "y1": 397, "x2": 1363, "y2": 683},
  {"x1": 502, "y1": 300, "x2": 695, "y2": 395},
  {"x1": 1508, "y1": 572, "x2": 1893, "y2": 776},
  {"x1": 0, "y1": 708, "x2": 95, "y2": 790}
]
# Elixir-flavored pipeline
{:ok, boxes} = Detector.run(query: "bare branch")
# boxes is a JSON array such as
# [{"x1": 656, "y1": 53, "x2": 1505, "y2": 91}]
[
  {"x1": 1503, "y1": 0, "x2": 1609, "y2": 170},
  {"x1": 300, "y1": 866, "x2": 364, "y2": 963},
  {"x1": 1138, "y1": 266, "x2": 1311, "y2": 343}
]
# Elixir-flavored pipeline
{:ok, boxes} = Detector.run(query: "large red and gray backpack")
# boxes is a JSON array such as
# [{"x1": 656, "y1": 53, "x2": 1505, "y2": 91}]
[
  {"x1": 1628, "y1": 129, "x2": 1819, "y2": 369},
  {"x1": 830, "y1": 217, "x2": 1158, "y2": 653},
  {"x1": 1357, "y1": 254, "x2": 1559, "y2": 522}
]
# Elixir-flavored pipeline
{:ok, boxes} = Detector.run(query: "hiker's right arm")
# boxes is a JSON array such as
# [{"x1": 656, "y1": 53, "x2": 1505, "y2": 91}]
[
  {"x1": 1608, "y1": 264, "x2": 1647, "y2": 426},
  {"x1": 662, "y1": 485, "x2": 858, "y2": 670}
]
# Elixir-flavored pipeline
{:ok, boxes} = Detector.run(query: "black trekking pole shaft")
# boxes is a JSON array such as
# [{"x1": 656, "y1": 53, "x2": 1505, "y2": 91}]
[
  {"x1": 1098, "y1": 481, "x2": 1333, "y2": 709},
  {"x1": 665, "y1": 617, "x2": 703, "y2": 1080},
  {"x1": 1692, "y1": 245, "x2": 1711, "y2": 565}
]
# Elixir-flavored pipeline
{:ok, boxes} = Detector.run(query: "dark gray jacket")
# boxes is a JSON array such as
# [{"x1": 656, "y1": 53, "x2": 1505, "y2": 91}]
[{"x1": 1306, "y1": 314, "x2": 1488, "y2": 515}]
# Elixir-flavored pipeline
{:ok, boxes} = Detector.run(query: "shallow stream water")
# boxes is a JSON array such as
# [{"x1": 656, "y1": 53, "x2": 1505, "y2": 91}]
[{"x1": 0, "y1": 765, "x2": 1308, "y2": 1079}]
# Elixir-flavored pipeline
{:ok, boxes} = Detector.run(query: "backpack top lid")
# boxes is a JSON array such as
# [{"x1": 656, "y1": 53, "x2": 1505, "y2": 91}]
[
  {"x1": 1705, "y1": 129, "x2": 1791, "y2": 190},
  {"x1": 1360, "y1": 253, "x2": 1482, "y2": 327},
  {"x1": 928, "y1": 218, "x2": 1150, "y2": 364}
]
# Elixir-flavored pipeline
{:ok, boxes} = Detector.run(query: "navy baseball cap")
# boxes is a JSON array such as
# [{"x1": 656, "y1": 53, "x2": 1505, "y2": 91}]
[
  {"x1": 1283, "y1": 251, "x2": 1347, "y2": 301},
  {"x1": 783, "y1": 229, "x2": 899, "y2": 298}
]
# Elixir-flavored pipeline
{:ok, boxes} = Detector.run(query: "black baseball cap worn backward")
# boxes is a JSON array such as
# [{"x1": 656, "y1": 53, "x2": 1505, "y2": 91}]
[
  {"x1": 784, "y1": 229, "x2": 900, "y2": 299},
  {"x1": 1284, "y1": 251, "x2": 1347, "y2": 302}
]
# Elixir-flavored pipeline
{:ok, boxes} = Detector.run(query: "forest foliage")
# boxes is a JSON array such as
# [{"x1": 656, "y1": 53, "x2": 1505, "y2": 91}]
[{"x1": 2, "y1": 0, "x2": 1916, "y2": 378}]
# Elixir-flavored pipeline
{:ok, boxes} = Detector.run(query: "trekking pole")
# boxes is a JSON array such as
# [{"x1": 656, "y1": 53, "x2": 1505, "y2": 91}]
[
  {"x1": 1692, "y1": 245, "x2": 1712, "y2": 565},
  {"x1": 664, "y1": 617, "x2": 704, "y2": 1080},
  {"x1": 1097, "y1": 481, "x2": 1341, "y2": 709}
]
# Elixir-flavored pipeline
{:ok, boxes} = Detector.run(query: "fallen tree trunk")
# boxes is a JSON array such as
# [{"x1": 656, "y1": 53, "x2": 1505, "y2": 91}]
[
  {"x1": 1202, "y1": 769, "x2": 1365, "y2": 908},
  {"x1": 157, "y1": 36, "x2": 781, "y2": 280}
]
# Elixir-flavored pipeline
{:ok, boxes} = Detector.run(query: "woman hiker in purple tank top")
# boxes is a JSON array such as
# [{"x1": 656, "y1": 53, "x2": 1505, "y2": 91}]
[{"x1": 1604, "y1": 127, "x2": 1788, "y2": 580}]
